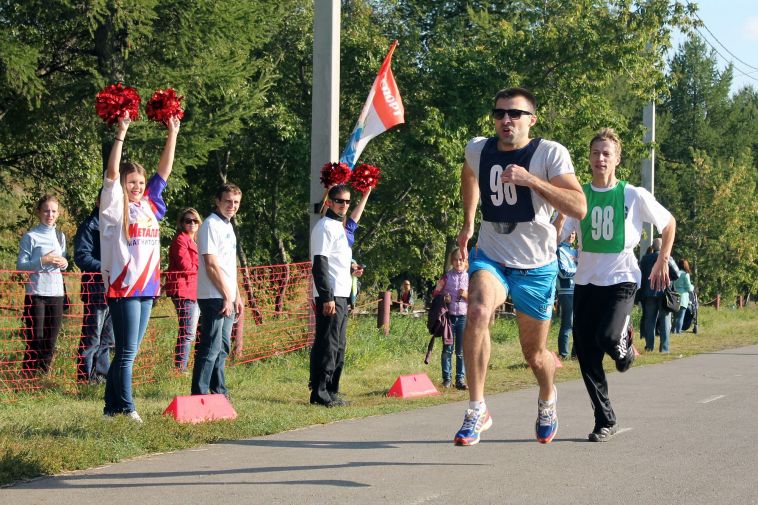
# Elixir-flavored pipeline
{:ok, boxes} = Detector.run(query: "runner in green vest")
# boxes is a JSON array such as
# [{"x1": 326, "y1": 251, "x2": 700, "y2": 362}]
[
  {"x1": 555, "y1": 128, "x2": 676, "y2": 442},
  {"x1": 580, "y1": 180, "x2": 626, "y2": 253}
]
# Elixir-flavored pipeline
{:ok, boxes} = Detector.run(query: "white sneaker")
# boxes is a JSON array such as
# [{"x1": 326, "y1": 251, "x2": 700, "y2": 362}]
[{"x1": 126, "y1": 411, "x2": 143, "y2": 423}]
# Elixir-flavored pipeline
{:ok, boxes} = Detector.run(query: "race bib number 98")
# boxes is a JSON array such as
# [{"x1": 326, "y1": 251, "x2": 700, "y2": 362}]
[{"x1": 489, "y1": 164, "x2": 518, "y2": 206}]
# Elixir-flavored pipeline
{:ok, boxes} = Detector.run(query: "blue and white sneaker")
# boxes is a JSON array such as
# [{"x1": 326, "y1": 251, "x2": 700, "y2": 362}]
[
  {"x1": 535, "y1": 386, "x2": 558, "y2": 443},
  {"x1": 454, "y1": 408, "x2": 493, "y2": 446}
]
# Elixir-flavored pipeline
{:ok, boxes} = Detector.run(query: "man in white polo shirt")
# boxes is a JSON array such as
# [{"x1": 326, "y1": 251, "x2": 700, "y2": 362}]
[
  {"x1": 310, "y1": 184, "x2": 355, "y2": 407},
  {"x1": 191, "y1": 183, "x2": 243, "y2": 397}
]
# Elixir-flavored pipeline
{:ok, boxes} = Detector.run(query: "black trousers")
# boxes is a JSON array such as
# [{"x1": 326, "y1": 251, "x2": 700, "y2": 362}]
[
  {"x1": 310, "y1": 297, "x2": 348, "y2": 404},
  {"x1": 573, "y1": 282, "x2": 637, "y2": 429},
  {"x1": 21, "y1": 295, "x2": 64, "y2": 374}
]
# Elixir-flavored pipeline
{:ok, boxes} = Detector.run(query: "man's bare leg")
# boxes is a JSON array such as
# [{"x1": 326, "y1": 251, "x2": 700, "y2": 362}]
[
  {"x1": 517, "y1": 313, "x2": 555, "y2": 401},
  {"x1": 464, "y1": 270, "x2": 507, "y2": 403}
]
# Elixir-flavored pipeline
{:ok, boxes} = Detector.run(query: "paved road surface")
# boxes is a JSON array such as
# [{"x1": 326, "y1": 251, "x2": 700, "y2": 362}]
[{"x1": 6, "y1": 345, "x2": 758, "y2": 504}]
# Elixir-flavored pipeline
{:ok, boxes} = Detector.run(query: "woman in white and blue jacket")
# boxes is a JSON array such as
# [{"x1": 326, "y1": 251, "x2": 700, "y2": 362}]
[{"x1": 17, "y1": 194, "x2": 69, "y2": 375}]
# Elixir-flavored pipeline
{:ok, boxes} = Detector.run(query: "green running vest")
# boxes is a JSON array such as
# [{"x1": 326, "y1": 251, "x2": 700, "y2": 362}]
[{"x1": 580, "y1": 181, "x2": 626, "y2": 253}]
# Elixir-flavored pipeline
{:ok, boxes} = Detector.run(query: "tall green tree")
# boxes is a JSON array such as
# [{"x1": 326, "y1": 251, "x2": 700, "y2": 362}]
[
  {"x1": 657, "y1": 34, "x2": 758, "y2": 301},
  {"x1": 0, "y1": 0, "x2": 291, "y2": 231}
]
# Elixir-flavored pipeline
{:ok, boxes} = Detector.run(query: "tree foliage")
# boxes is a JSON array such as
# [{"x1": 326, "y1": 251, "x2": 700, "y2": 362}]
[
  {"x1": 656, "y1": 35, "x2": 758, "y2": 301},
  {"x1": 6, "y1": 0, "x2": 755, "y2": 304}
]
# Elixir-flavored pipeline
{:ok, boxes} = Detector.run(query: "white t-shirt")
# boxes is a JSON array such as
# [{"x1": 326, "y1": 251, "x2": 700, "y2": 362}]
[
  {"x1": 465, "y1": 137, "x2": 575, "y2": 268},
  {"x1": 310, "y1": 215, "x2": 352, "y2": 298},
  {"x1": 196, "y1": 213, "x2": 238, "y2": 300},
  {"x1": 561, "y1": 182, "x2": 673, "y2": 287},
  {"x1": 100, "y1": 173, "x2": 166, "y2": 298}
]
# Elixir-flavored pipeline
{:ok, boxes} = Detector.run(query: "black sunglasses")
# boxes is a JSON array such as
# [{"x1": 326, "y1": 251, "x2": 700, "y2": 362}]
[
  {"x1": 331, "y1": 198, "x2": 351, "y2": 205},
  {"x1": 183, "y1": 218, "x2": 200, "y2": 224},
  {"x1": 491, "y1": 108, "x2": 533, "y2": 120}
]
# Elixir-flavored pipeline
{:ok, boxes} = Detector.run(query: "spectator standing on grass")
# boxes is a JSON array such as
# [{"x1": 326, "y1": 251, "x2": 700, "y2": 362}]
[
  {"x1": 639, "y1": 238, "x2": 679, "y2": 352},
  {"x1": 74, "y1": 191, "x2": 114, "y2": 384},
  {"x1": 433, "y1": 247, "x2": 469, "y2": 390},
  {"x1": 555, "y1": 230, "x2": 578, "y2": 359},
  {"x1": 100, "y1": 112, "x2": 180, "y2": 422},
  {"x1": 672, "y1": 258, "x2": 693, "y2": 334},
  {"x1": 191, "y1": 185, "x2": 243, "y2": 398},
  {"x1": 309, "y1": 184, "x2": 364, "y2": 407},
  {"x1": 166, "y1": 207, "x2": 201, "y2": 372},
  {"x1": 17, "y1": 194, "x2": 68, "y2": 376}
]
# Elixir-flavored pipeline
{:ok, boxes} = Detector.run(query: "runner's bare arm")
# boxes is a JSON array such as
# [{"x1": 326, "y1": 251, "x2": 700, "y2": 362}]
[
  {"x1": 457, "y1": 161, "x2": 479, "y2": 260},
  {"x1": 503, "y1": 165, "x2": 586, "y2": 220}
]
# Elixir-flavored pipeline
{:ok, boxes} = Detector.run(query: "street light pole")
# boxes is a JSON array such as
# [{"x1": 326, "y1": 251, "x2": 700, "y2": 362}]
[
  {"x1": 640, "y1": 100, "x2": 655, "y2": 258},
  {"x1": 309, "y1": 1, "x2": 341, "y2": 233}
]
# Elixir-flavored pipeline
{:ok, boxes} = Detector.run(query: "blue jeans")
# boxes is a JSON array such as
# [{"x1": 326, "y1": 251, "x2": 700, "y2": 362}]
[
  {"x1": 172, "y1": 298, "x2": 199, "y2": 370},
  {"x1": 442, "y1": 314, "x2": 466, "y2": 382},
  {"x1": 672, "y1": 306, "x2": 687, "y2": 333},
  {"x1": 77, "y1": 302, "x2": 114, "y2": 381},
  {"x1": 641, "y1": 296, "x2": 671, "y2": 352},
  {"x1": 191, "y1": 298, "x2": 233, "y2": 396},
  {"x1": 557, "y1": 293, "x2": 574, "y2": 357},
  {"x1": 104, "y1": 297, "x2": 153, "y2": 414}
]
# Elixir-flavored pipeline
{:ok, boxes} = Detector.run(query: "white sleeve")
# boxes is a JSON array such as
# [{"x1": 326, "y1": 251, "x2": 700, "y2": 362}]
[
  {"x1": 464, "y1": 137, "x2": 488, "y2": 177},
  {"x1": 99, "y1": 177, "x2": 124, "y2": 226},
  {"x1": 559, "y1": 217, "x2": 579, "y2": 243},
  {"x1": 635, "y1": 187, "x2": 673, "y2": 233},
  {"x1": 543, "y1": 141, "x2": 575, "y2": 180},
  {"x1": 198, "y1": 222, "x2": 218, "y2": 256}
]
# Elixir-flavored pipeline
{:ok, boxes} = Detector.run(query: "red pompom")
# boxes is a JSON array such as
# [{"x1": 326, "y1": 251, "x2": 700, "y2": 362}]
[
  {"x1": 350, "y1": 163, "x2": 381, "y2": 193},
  {"x1": 320, "y1": 162, "x2": 352, "y2": 188},
  {"x1": 95, "y1": 83, "x2": 141, "y2": 126},
  {"x1": 146, "y1": 88, "x2": 185, "y2": 126}
]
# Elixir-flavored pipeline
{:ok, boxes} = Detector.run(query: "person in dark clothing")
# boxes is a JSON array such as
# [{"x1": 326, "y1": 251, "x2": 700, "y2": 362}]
[
  {"x1": 639, "y1": 238, "x2": 680, "y2": 352},
  {"x1": 309, "y1": 184, "x2": 368, "y2": 407},
  {"x1": 74, "y1": 192, "x2": 114, "y2": 384}
]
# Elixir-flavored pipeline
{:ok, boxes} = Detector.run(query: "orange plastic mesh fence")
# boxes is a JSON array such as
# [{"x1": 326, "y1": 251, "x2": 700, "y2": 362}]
[{"x1": 0, "y1": 262, "x2": 314, "y2": 400}]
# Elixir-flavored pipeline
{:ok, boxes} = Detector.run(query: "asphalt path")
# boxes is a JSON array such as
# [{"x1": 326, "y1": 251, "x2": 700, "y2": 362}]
[{"x1": 6, "y1": 345, "x2": 758, "y2": 505}]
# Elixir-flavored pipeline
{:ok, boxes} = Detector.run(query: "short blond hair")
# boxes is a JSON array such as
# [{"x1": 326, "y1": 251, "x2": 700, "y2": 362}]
[{"x1": 590, "y1": 128, "x2": 622, "y2": 157}]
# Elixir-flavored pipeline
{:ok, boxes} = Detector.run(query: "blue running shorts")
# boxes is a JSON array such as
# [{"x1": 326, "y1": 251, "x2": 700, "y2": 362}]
[{"x1": 468, "y1": 247, "x2": 557, "y2": 321}]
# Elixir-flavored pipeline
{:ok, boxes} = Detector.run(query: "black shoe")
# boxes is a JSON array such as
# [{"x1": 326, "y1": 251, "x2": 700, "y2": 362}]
[
  {"x1": 588, "y1": 424, "x2": 618, "y2": 442},
  {"x1": 442, "y1": 379, "x2": 452, "y2": 388},
  {"x1": 616, "y1": 351, "x2": 635, "y2": 372},
  {"x1": 329, "y1": 393, "x2": 350, "y2": 406},
  {"x1": 310, "y1": 398, "x2": 337, "y2": 408},
  {"x1": 455, "y1": 381, "x2": 468, "y2": 391}
]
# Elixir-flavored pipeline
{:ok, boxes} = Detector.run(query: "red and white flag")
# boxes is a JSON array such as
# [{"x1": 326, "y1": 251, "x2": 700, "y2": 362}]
[{"x1": 340, "y1": 40, "x2": 405, "y2": 168}]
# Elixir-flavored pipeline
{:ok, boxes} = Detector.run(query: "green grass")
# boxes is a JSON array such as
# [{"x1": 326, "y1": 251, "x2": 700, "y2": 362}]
[{"x1": 1, "y1": 305, "x2": 757, "y2": 486}]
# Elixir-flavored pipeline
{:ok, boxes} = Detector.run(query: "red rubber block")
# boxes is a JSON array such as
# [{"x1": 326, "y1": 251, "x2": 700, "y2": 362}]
[
  {"x1": 387, "y1": 373, "x2": 440, "y2": 398},
  {"x1": 163, "y1": 394, "x2": 237, "y2": 424}
]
